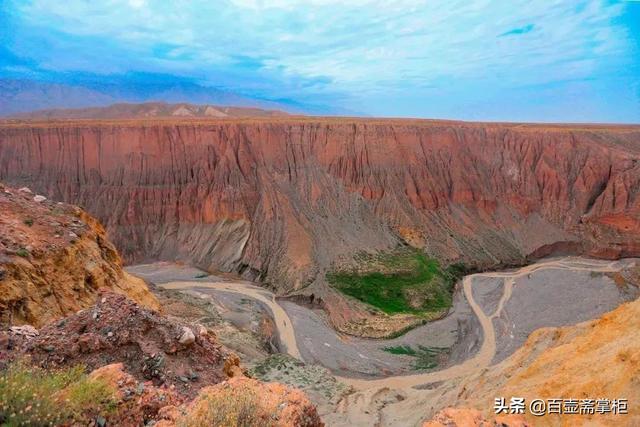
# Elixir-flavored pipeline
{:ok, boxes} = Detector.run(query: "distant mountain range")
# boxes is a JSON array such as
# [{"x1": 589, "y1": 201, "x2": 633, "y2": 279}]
[
  {"x1": 10, "y1": 101, "x2": 289, "y2": 120},
  {"x1": 0, "y1": 78, "x2": 303, "y2": 117}
]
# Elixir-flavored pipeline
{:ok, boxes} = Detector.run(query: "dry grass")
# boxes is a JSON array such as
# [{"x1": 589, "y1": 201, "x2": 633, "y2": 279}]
[
  {"x1": 178, "y1": 385, "x2": 274, "y2": 427},
  {"x1": 0, "y1": 361, "x2": 116, "y2": 426}
]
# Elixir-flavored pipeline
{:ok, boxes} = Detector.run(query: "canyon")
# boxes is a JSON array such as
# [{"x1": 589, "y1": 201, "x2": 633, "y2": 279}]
[
  {"x1": 127, "y1": 254, "x2": 639, "y2": 426},
  {"x1": 0, "y1": 116, "x2": 639, "y2": 425},
  {"x1": 0, "y1": 118, "x2": 638, "y2": 333},
  {"x1": 3, "y1": 2, "x2": 639, "y2": 425}
]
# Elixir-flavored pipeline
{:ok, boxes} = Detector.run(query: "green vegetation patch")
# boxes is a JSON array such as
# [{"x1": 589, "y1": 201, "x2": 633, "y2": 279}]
[
  {"x1": 382, "y1": 344, "x2": 419, "y2": 356},
  {"x1": 15, "y1": 248, "x2": 30, "y2": 258},
  {"x1": 382, "y1": 345, "x2": 449, "y2": 370},
  {"x1": 327, "y1": 248, "x2": 467, "y2": 315}
]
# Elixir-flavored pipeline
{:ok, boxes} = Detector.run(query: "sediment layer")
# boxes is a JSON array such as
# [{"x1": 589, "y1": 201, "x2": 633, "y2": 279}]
[{"x1": 1, "y1": 119, "x2": 638, "y2": 304}]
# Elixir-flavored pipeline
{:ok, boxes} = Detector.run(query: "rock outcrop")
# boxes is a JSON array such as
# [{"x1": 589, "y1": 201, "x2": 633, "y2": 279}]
[
  {"x1": 0, "y1": 293, "x2": 323, "y2": 426},
  {"x1": 175, "y1": 377, "x2": 324, "y2": 427},
  {"x1": 0, "y1": 183, "x2": 159, "y2": 327},
  {"x1": 20, "y1": 292, "x2": 237, "y2": 396},
  {"x1": 86, "y1": 364, "x2": 324, "y2": 427},
  {"x1": 87, "y1": 363, "x2": 184, "y2": 426},
  {"x1": 0, "y1": 119, "x2": 638, "y2": 321}
]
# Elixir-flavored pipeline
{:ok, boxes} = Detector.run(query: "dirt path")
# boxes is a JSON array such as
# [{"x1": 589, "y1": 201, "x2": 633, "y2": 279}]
[
  {"x1": 160, "y1": 257, "x2": 623, "y2": 391},
  {"x1": 162, "y1": 281, "x2": 302, "y2": 359}
]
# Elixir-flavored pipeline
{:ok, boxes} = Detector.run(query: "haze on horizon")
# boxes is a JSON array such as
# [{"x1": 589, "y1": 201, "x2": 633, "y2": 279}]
[{"x1": 1, "y1": 0, "x2": 639, "y2": 123}]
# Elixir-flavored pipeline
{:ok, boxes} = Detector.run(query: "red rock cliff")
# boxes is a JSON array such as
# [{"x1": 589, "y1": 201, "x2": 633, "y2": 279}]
[{"x1": 0, "y1": 119, "x2": 638, "y2": 296}]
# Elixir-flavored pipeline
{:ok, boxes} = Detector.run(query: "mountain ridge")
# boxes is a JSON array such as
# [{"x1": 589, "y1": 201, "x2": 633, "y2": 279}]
[
  {"x1": 9, "y1": 101, "x2": 289, "y2": 120},
  {"x1": 0, "y1": 78, "x2": 302, "y2": 117}
]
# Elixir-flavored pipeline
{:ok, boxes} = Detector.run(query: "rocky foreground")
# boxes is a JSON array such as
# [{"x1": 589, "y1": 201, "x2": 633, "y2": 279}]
[
  {"x1": 0, "y1": 184, "x2": 322, "y2": 426},
  {"x1": 0, "y1": 293, "x2": 322, "y2": 426},
  {"x1": 0, "y1": 118, "x2": 638, "y2": 334}
]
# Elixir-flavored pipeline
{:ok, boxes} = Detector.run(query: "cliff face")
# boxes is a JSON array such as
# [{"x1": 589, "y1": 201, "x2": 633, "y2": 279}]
[
  {"x1": 0, "y1": 183, "x2": 159, "y2": 327},
  {"x1": 0, "y1": 119, "x2": 638, "y2": 297}
]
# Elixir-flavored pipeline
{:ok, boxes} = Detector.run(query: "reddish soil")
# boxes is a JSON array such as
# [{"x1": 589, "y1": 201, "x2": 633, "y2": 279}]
[
  {"x1": 20, "y1": 292, "x2": 239, "y2": 398},
  {"x1": 0, "y1": 183, "x2": 159, "y2": 327},
  {"x1": 0, "y1": 291, "x2": 323, "y2": 426}
]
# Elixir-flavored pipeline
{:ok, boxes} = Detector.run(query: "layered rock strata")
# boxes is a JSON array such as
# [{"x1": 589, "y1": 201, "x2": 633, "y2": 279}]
[{"x1": 1, "y1": 119, "x2": 638, "y2": 327}]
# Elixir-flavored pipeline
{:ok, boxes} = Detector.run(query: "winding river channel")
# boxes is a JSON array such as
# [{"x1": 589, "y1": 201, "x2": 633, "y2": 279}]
[{"x1": 158, "y1": 256, "x2": 631, "y2": 391}]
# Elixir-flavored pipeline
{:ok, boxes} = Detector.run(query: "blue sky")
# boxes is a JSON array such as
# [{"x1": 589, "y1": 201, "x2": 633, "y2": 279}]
[{"x1": 1, "y1": 0, "x2": 639, "y2": 122}]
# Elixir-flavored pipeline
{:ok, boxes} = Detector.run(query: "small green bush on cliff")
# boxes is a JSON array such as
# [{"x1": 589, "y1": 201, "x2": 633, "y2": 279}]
[{"x1": 15, "y1": 248, "x2": 29, "y2": 258}]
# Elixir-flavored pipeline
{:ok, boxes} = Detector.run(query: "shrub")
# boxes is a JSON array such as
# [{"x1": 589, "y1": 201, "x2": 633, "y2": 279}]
[
  {"x1": 443, "y1": 262, "x2": 470, "y2": 288},
  {"x1": 23, "y1": 219, "x2": 34, "y2": 227},
  {"x1": 178, "y1": 386, "x2": 274, "y2": 427},
  {"x1": 382, "y1": 345, "x2": 449, "y2": 370},
  {"x1": 15, "y1": 248, "x2": 29, "y2": 258},
  {"x1": 0, "y1": 361, "x2": 116, "y2": 426}
]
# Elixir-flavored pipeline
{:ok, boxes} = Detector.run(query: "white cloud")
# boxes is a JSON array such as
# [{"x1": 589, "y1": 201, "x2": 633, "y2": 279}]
[
  {"x1": 128, "y1": 0, "x2": 146, "y2": 9},
  {"x1": 9, "y1": 0, "x2": 637, "y2": 118}
]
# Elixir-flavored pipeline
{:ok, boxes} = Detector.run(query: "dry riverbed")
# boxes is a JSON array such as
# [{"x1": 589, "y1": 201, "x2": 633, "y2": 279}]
[
  {"x1": 128, "y1": 257, "x2": 638, "y2": 380},
  {"x1": 127, "y1": 257, "x2": 639, "y2": 426}
]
